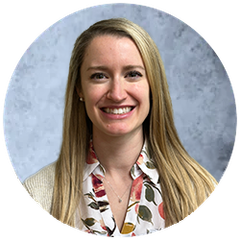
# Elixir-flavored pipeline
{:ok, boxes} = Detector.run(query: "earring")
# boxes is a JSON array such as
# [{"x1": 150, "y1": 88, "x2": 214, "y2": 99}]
[{"x1": 79, "y1": 97, "x2": 84, "y2": 101}]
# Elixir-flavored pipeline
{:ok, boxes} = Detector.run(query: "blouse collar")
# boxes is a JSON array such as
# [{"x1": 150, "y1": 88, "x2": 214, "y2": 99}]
[{"x1": 83, "y1": 141, "x2": 159, "y2": 185}]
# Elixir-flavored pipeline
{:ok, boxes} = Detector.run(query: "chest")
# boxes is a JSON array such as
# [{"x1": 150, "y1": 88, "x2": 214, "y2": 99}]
[
  {"x1": 79, "y1": 172, "x2": 165, "y2": 236},
  {"x1": 102, "y1": 177, "x2": 133, "y2": 231}
]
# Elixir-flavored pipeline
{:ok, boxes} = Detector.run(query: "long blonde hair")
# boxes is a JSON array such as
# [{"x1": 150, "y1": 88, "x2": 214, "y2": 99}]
[{"x1": 51, "y1": 18, "x2": 217, "y2": 228}]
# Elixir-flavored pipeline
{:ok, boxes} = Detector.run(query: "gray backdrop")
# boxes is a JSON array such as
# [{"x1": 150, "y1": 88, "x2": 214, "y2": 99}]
[{"x1": 3, "y1": 4, "x2": 236, "y2": 183}]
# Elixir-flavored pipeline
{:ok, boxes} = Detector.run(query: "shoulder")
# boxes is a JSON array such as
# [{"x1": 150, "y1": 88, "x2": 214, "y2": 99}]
[
  {"x1": 23, "y1": 161, "x2": 56, "y2": 213},
  {"x1": 23, "y1": 161, "x2": 56, "y2": 187}
]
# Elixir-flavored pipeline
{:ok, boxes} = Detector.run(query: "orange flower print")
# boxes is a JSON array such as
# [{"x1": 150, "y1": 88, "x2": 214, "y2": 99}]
[
  {"x1": 135, "y1": 203, "x2": 139, "y2": 214},
  {"x1": 92, "y1": 173, "x2": 106, "y2": 197},
  {"x1": 130, "y1": 174, "x2": 143, "y2": 202},
  {"x1": 158, "y1": 202, "x2": 165, "y2": 219},
  {"x1": 95, "y1": 174, "x2": 104, "y2": 181},
  {"x1": 99, "y1": 218, "x2": 107, "y2": 231},
  {"x1": 131, "y1": 232, "x2": 136, "y2": 237},
  {"x1": 136, "y1": 154, "x2": 144, "y2": 165}
]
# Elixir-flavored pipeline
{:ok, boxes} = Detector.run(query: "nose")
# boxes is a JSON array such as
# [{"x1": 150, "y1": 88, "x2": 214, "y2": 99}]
[{"x1": 106, "y1": 78, "x2": 127, "y2": 102}]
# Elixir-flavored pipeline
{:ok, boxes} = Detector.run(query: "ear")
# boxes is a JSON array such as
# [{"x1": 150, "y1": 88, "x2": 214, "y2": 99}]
[{"x1": 76, "y1": 86, "x2": 84, "y2": 98}]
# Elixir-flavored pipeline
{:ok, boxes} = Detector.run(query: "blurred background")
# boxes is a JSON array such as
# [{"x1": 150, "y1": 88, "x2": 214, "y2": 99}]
[{"x1": 3, "y1": 3, "x2": 236, "y2": 183}]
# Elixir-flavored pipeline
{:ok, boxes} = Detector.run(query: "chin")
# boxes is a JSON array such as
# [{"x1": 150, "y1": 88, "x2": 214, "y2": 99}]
[
  {"x1": 104, "y1": 124, "x2": 143, "y2": 138},
  {"x1": 104, "y1": 129, "x2": 131, "y2": 137}
]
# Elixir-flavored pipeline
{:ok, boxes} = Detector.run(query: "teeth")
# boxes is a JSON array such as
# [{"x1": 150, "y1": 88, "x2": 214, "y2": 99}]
[{"x1": 103, "y1": 107, "x2": 132, "y2": 114}]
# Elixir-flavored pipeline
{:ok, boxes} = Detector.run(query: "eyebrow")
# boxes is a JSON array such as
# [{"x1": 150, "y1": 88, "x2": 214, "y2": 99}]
[{"x1": 86, "y1": 65, "x2": 145, "y2": 72}]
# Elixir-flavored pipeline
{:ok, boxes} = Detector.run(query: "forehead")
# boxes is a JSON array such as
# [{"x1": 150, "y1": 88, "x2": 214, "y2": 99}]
[{"x1": 82, "y1": 35, "x2": 144, "y2": 68}]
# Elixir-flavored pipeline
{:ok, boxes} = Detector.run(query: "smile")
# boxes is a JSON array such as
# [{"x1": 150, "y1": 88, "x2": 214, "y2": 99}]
[{"x1": 102, "y1": 107, "x2": 134, "y2": 115}]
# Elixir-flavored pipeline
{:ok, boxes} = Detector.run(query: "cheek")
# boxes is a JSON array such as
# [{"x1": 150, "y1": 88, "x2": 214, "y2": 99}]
[
  {"x1": 141, "y1": 86, "x2": 150, "y2": 116},
  {"x1": 133, "y1": 83, "x2": 150, "y2": 105},
  {"x1": 84, "y1": 97, "x2": 98, "y2": 116},
  {"x1": 84, "y1": 99, "x2": 98, "y2": 126},
  {"x1": 82, "y1": 85, "x2": 100, "y2": 106},
  {"x1": 83, "y1": 87, "x2": 104, "y2": 118}
]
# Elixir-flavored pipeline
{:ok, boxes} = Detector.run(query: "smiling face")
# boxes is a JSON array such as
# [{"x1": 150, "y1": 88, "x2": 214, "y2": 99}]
[{"x1": 79, "y1": 35, "x2": 150, "y2": 139}]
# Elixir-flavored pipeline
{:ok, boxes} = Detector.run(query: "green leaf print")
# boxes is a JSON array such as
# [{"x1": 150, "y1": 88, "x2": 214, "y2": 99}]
[
  {"x1": 142, "y1": 150, "x2": 156, "y2": 169},
  {"x1": 85, "y1": 192, "x2": 97, "y2": 202},
  {"x1": 127, "y1": 201, "x2": 140, "y2": 211},
  {"x1": 92, "y1": 230, "x2": 107, "y2": 235},
  {"x1": 145, "y1": 184, "x2": 157, "y2": 205},
  {"x1": 142, "y1": 149, "x2": 150, "y2": 159},
  {"x1": 88, "y1": 202, "x2": 99, "y2": 210},
  {"x1": 98, "y1": 200, "x2": 109, "y2": 213},
  {"x1": 137, "y1": 205, "x2": 153, "y2": 224},
  {"x1": 81, "y1": 217, "x2": 96, "y2": 227},
  {"x1": 144, "y1": 181, "x2": 162, "y2": 197},
  {"x1": 130, "y1": 165, "x2": 135, "y2": 177},
  {"x1": 145, "y1": 161, "x2": 155, "y2": 169}
]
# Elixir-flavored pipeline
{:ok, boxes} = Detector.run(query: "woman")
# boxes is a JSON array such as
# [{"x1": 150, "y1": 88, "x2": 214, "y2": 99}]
[{"x1": 23, "y1": 18, "x2": 217, "y2": 236}]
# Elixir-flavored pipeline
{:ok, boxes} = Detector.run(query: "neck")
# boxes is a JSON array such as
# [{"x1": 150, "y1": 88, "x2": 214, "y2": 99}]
[{"x1": 92, "y1": 129, "x2": 144, "y2": 178}]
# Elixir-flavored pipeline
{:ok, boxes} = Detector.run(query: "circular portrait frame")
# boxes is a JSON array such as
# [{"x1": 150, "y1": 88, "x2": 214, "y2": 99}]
[{"x1": 2, "y1": 1, "x2": 238, "y2": 239}]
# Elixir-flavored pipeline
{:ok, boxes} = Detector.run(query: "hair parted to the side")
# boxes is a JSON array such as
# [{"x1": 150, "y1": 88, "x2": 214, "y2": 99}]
[{"x1": 51, "y1": 18, "x2": 217, "y2": 228}]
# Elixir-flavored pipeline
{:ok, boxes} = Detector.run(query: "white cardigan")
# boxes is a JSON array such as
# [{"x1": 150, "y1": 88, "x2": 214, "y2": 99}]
[{"x1": 23, "y1": 162, "x2": 56, "y2": 213}]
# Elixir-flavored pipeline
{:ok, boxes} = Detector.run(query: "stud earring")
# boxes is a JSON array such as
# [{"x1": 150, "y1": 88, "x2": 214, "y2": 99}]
[{"x1": 80, "y1": 97, "x2": 84, "y2": 101}]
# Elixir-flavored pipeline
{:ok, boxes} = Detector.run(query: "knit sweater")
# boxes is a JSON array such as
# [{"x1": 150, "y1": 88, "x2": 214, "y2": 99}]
[{"x1": 23, "y1": 162, "x2": 56, "y2": 213}]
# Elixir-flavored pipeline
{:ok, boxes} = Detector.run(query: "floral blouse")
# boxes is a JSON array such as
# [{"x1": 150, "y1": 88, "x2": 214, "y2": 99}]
[{"x1": 77, "y1": 141, "x2": 165, "y2": 237}]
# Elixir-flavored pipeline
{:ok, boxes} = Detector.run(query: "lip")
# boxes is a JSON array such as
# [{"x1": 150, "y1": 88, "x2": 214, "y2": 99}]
[
  {"x1": 100, "y1": 105, "x2": 135, "y2": 109},
  {"x1": 100, "y1": 105, "x2": 136, "y2": 120}
]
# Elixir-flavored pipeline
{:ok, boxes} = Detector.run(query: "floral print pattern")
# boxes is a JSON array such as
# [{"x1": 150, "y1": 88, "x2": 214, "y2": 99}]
[{"x1": 79, "y1": 141, "x2": 165, "y2": 237}]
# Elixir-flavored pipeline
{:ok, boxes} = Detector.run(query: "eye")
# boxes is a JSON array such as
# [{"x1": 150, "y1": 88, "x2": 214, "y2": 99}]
[
  {"x1": 125, "y1": 71, "x2": 143, "y2": 79},
  {"x1": 90, "y1": 73, "x2": 107, "y2": 80}
]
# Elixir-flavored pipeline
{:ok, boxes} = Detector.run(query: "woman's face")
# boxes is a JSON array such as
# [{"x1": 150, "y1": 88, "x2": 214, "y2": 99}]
[{"x1": 79, "y1": 35, "x2": 150, "y2": 138}]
